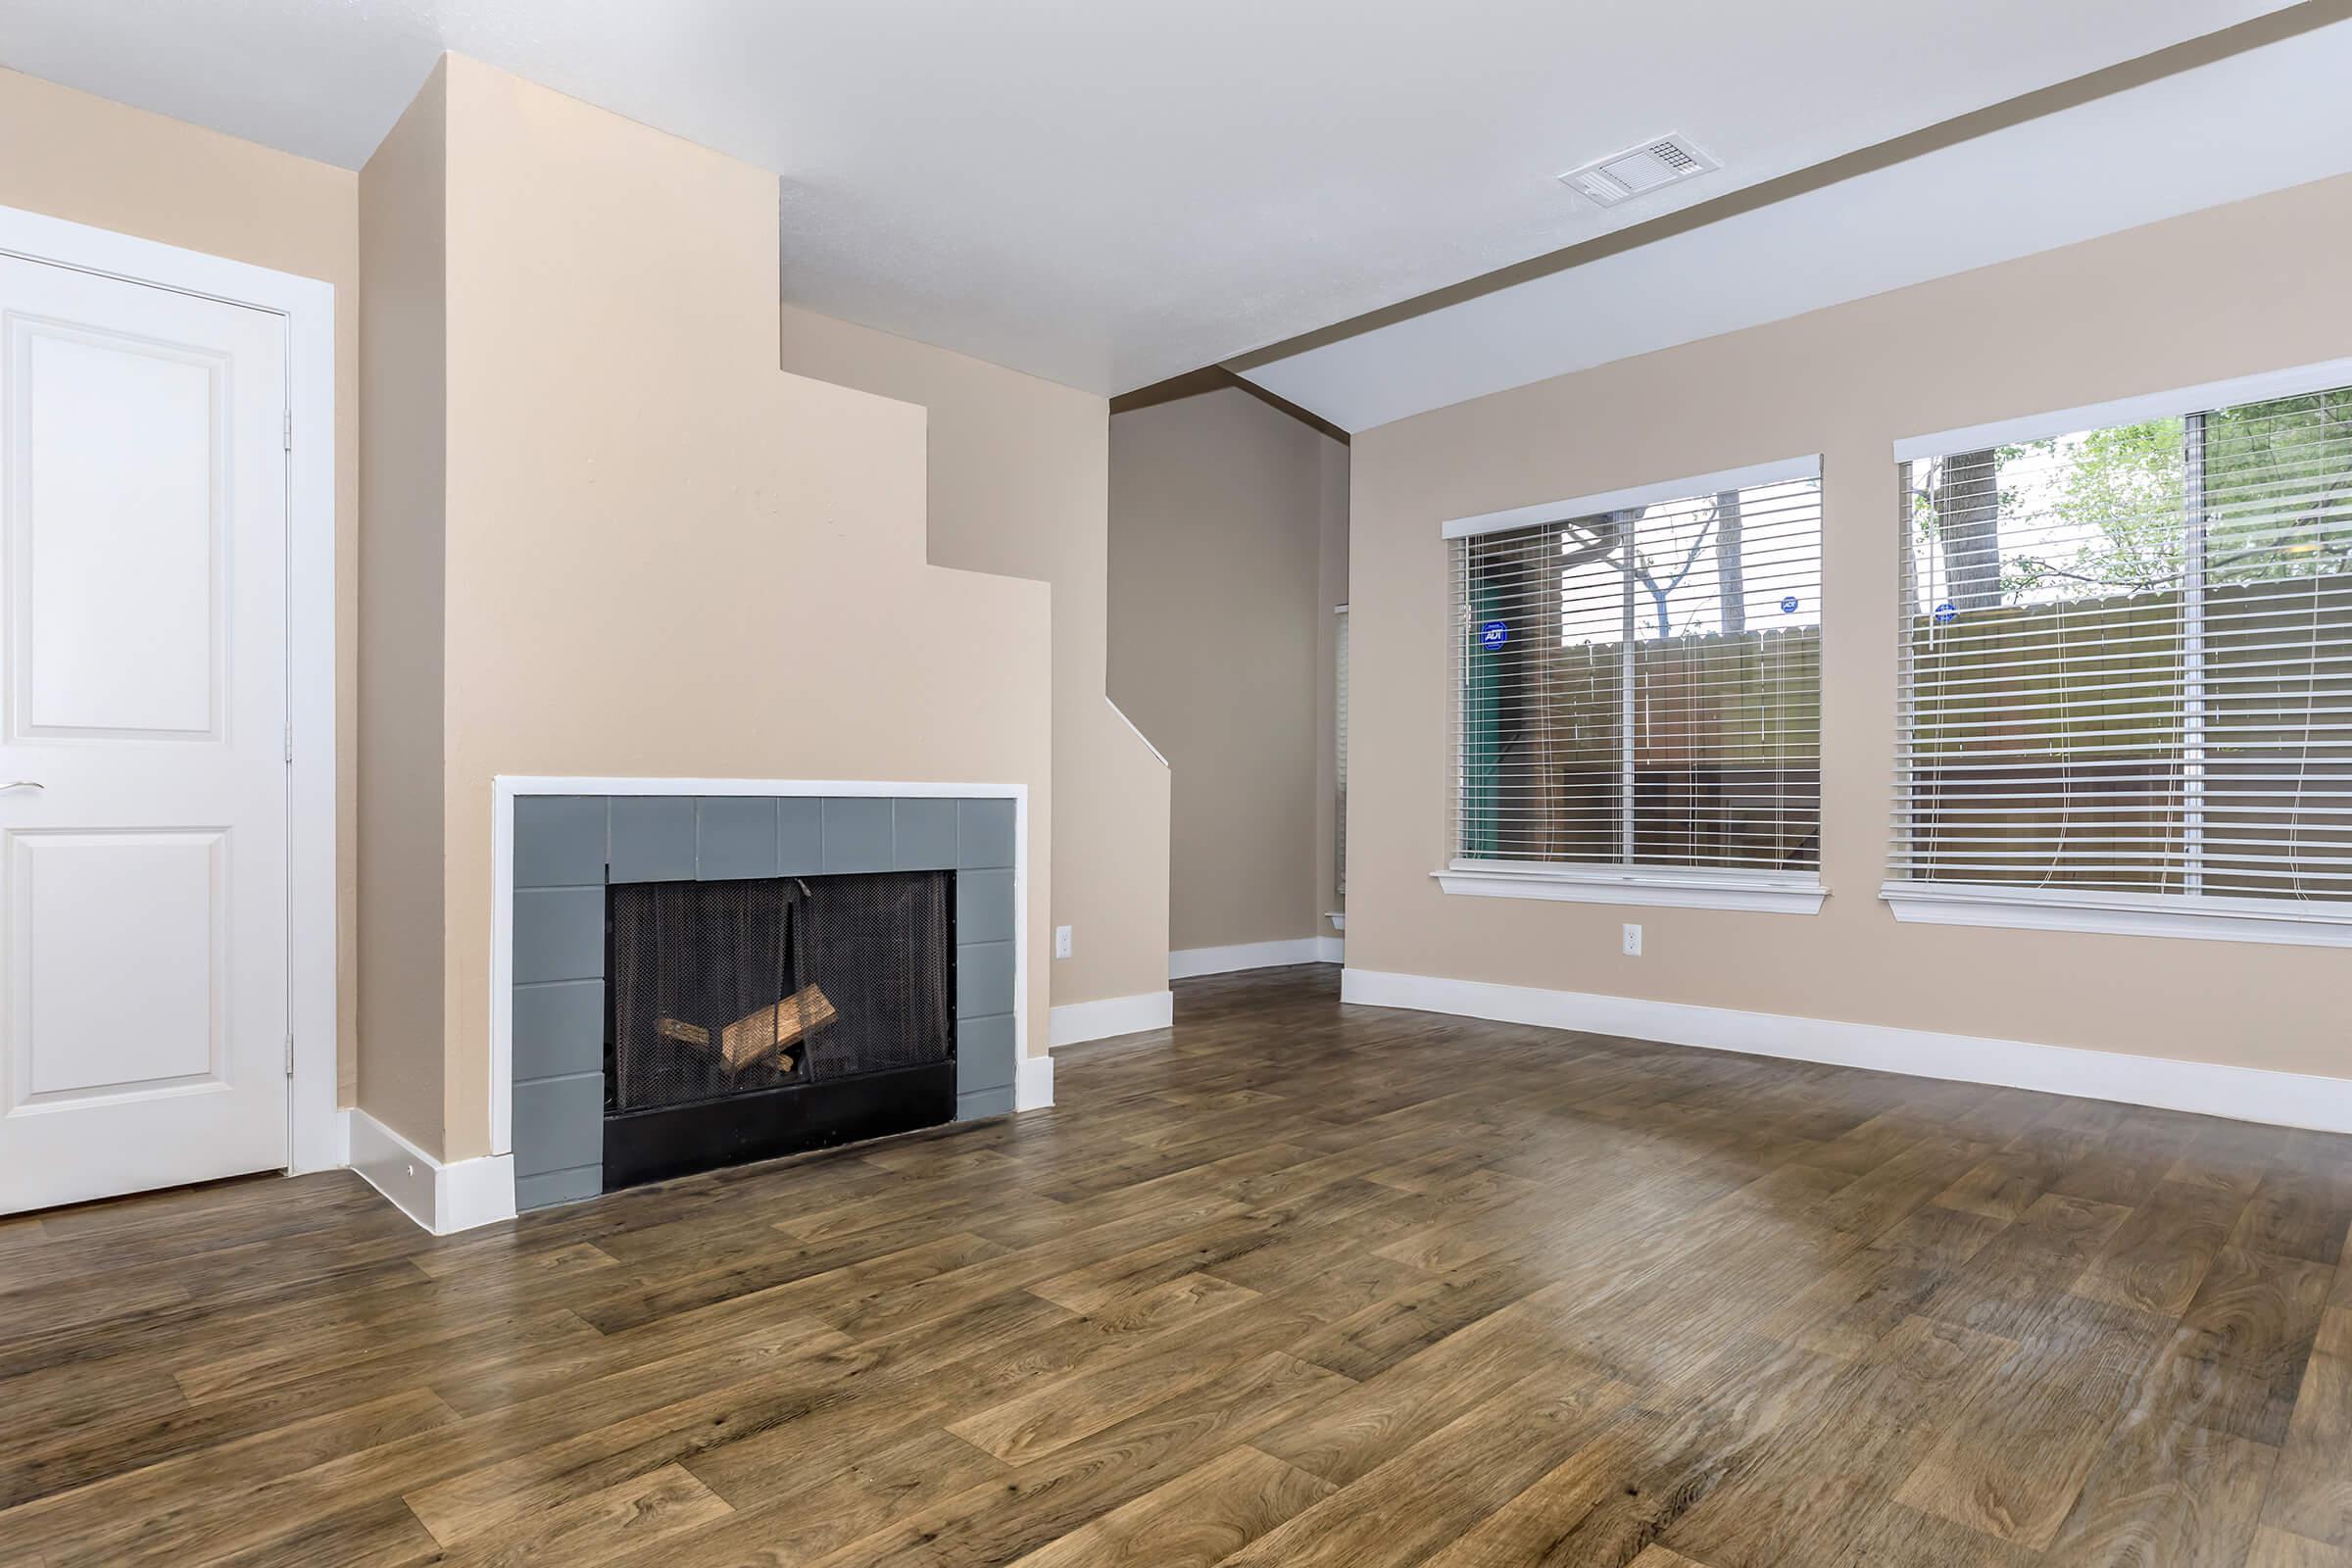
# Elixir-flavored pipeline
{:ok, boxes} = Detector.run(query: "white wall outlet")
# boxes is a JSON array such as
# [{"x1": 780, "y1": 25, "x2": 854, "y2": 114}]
[
  {"x1": 1622, "y1": 922, "x2": 1643, "y2": 956},
  {"x1": 1054, "y1": 924, "x2": 1073, "y2": 959}
]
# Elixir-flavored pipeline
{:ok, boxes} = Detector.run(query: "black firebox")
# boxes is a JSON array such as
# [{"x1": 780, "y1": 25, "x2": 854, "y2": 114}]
[{"x1": 601, "y1": 870, "x2": 956, "y2": 1191}]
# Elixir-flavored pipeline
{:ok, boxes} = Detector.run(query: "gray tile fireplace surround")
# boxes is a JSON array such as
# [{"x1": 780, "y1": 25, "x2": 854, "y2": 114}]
[{"x1": 510, "y1": 794, "x2": 1019, "y2": 1211}]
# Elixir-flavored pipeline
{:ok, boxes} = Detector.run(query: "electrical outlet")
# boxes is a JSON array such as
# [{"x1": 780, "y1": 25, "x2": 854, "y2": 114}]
[
  {"x1": 1054, "y1": 925, "x2": 1073, "y2": 959},
  {"x1": 1622, "y1": 923, "x2": 1642, "y2": 956}
]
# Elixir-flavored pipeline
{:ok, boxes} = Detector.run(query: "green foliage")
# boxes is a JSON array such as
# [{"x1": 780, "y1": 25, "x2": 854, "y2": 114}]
[
  {"x1": 1998, "y1": 417, "x2": 2184, "y2": 597},
  {"x1": 1910, "y1": 389, "x2": 2352, "y2": 604},
  {"x1": 2202, "y1": 388, "x2": 2352, "y2": 583}
]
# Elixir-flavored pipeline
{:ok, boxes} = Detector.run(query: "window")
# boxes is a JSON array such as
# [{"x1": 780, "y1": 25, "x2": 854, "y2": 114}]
[
  {"x1": 1891, "y1": 368, "x2": 2352, "y2": 944},
  {"x1": 1443, "y1": 458, "x2": 1825, "y2": 911}
]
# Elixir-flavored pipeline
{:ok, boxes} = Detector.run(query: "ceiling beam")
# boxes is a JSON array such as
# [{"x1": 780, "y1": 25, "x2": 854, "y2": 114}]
[
  {"x1": 1110, "y1": 366, "x2": 1350, "y2": 445},
  {"x1": 1215, "y1": 0, "x2": 2352, "y2": 382}
]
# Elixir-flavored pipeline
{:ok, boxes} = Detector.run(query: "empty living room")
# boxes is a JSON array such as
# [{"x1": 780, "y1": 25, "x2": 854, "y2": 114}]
[{"x1": 5, "y1": 2, "x2": 2352, "y2": 1563}]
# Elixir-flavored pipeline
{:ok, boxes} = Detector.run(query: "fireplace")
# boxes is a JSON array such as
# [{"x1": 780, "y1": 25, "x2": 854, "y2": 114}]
[
  {"x1": 505, "y1": 790, "x2": 1025, "y2": 1212},
  {"x1": 601, "y1": 870, "x2": 956, "y2": 1190}
]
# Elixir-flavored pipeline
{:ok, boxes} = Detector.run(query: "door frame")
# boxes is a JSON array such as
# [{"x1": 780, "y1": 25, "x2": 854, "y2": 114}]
[{"x1": 0, "y1": 204, "x2": 340, "y2": 1178}]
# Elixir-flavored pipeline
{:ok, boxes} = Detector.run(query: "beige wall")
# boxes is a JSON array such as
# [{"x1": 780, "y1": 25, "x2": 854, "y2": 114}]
[
  {"x1": 1110, "y1": 387, "x2": 1348, "y2": 952},
  {"x1": 0, "y1": 67, "x2": 366, "y2": 1097},
  {"x1": 355, "y1": 64, "x2": 451, "y2": 1147},
  {"x1": 438, "y1": 57, "x2": 1054, "y2": 1158},
  {"x1": 13, "y1": 56, "x2": 1115, "y2": 1161},
  {"x1": 356, "y1": 57, "x2": 1054, "y2": 1159},
  {"x1": 1350, "y1": 170, "x2": 2352, "y2": 1082},
  {"x1": 778, "y1": 308, "x2": 1172, "y2": 1011}
]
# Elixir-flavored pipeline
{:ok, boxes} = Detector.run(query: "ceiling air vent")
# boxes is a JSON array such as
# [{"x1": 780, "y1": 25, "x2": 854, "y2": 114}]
[{"x1": 1558, "y1": 134, "x2": 1720, "y2": 208}]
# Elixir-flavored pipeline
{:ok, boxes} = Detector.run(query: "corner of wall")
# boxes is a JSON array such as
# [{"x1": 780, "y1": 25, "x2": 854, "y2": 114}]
[{"x1": 355, "y1": 60, "x2": 453, "y2": 1159}]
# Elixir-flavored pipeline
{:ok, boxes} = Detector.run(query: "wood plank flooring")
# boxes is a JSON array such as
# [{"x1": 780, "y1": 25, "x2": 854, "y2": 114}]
[{"x1": 4, "y1": 965, "x2": 2349, "y2": 1566}]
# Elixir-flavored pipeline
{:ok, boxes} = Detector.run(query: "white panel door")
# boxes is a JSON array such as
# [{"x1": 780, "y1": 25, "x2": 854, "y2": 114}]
[{"x1": 0, "y1": 253, "x2": 289, "y2": 1213}]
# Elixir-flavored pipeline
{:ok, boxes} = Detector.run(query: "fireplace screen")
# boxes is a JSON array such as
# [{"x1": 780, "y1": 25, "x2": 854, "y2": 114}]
[{"x1": 606, "y1": 870, "x2": 955, "y2": 1115}]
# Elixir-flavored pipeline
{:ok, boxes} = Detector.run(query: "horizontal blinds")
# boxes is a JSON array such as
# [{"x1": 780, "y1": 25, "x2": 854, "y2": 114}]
[
  {"x1": 1453, "y1": 472, "x2": 1823, "y2": 873},
  {"x1": 1894, "y1": 384, "x2": 2352, "y2": 900}
]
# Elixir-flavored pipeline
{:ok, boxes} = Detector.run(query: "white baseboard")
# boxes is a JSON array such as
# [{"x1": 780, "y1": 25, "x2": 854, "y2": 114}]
[
  {"x1": 1050, "y1": 989, "x2": 1174, "y2": 1048},
  {"x1": 1016, "y1": 1052, "x2": 1055, "y2": 1110},
  {"x1": 1170, "y1": 936, "x2": 1343, "y2": 979},
  {"x1": 346, "y1": 1109, "x2": 518, "y2": 1236},
  {"x1": 1340, "y1": 966, "x2": 2352, "y2": 1136}
]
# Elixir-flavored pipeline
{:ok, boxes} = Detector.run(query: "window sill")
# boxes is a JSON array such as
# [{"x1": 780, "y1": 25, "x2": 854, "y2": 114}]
[
  {"x1": 1435, "y1": 861, "x2": 1826, "y2": 914},
  {"x1": 1880, "y1": 882, "x2": 2352, "y2": 950}
]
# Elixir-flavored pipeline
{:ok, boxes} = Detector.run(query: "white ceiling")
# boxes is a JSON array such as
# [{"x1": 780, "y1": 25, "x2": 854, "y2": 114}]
[
  {"x1": 1243, "y1": 16, "x2": 2352, "y2": 432},
  {"x1": 0, "y1": 0, "x2": 2303, "y2": 397}
]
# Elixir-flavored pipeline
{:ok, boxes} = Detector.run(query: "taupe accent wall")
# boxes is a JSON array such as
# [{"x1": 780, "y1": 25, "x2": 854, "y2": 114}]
[
  {"x1": 1110, "y1": 387, "x2": 1349, "y2": 953},
  {"x1": 777, "y1": 308, "x2": 1173, "y2": 1013},
  {"x1": 0, "y1": 67, "x2": 365, "y2": 1100},
  {"x1": 1349, "y1": 170, "x2": 2352, "y2": 1082}
]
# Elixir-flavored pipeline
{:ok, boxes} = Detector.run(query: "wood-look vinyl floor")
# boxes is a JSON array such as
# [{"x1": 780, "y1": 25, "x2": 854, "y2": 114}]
[{"x1": 4, "y1": 965, "x2": 2350, "y2": 1567}]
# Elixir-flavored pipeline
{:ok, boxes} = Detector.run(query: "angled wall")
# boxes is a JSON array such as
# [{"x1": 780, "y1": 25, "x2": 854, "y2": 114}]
[{"x1": 778, "y1": 308, "x2": 1173, "y2": 1020}]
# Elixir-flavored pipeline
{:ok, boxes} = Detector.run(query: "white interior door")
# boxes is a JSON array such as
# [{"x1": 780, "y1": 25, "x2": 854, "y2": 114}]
[{"x1": 0, "y1": 252, "x2": 290, "y2": 1213}]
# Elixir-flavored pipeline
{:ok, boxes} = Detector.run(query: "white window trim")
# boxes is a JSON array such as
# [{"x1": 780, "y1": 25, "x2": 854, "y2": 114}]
[
  {"x1": 1438, "y1": 859, "x2": 1826, "y2": 914},
  {"x1": 1892, "y1": 359, "x2": 2352, "y2": 943},
  {"x1": 1881, "y1": 882, "x2": 2352, "y2": 950},
  {"x1": 1890, "y1": 356, "x2": 2352, "y2": 462},
  {"x1": 1447, "y1": 459, "x2": 1826, "y2": 902},
  {"x1": 1441, "y1": 455, "x2": 1821, "y2": 542}
]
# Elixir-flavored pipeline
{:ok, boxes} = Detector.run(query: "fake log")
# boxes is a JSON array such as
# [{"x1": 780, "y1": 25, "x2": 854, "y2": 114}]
[{"x1": 719, "y1": 984, "x2": 837, "y2": 1071}]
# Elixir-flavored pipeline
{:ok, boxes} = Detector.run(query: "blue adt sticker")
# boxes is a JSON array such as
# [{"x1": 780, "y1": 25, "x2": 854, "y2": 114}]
[
  {"x1": 1480, "y1": 619, "x2": 1510, "y2": 650},
  {"x1": 1933, "y1": 601, "x2": 1958, "y2": 624},
  {"x1": 1780, "y1": 595, "x2": 1799, "y2": 615}
]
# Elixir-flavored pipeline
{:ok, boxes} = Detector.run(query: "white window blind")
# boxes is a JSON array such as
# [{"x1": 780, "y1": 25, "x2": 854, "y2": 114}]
[
  {"x1": 1894, "y1": 380, "x2": 2352, "y2": 908},
  {"x1": 1450, "y1": 463, "x2": 1823, "y2": 876},
  {"x1": 1335, "y1": 606, "x2": 1348, "y2": 898}
]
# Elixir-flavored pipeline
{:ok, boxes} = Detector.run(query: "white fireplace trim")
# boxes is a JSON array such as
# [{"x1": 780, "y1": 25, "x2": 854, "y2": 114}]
[{"x1": 489, "y1": 775, "x2": 1034, "y2": 1162}]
